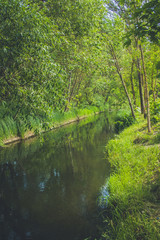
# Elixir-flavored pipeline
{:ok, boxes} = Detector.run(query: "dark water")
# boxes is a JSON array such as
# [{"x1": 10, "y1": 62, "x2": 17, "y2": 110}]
[{"x1": 0, "y1": 113, "x2": 114, "y2": 240}]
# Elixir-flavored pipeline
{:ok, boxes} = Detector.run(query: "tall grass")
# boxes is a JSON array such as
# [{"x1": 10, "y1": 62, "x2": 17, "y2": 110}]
[
  {"x1": 53, "y1": 106, "x2": 99, "y2": 124},
  {"x1": 0, "y1": 117, "x2": 17, "y2": 139},
  {"x1": 0, "y1": 105, "x2": 101, "y2": 145},
  {"x1": 101, "y1": 119, "x2": 160, "y2": 240}
]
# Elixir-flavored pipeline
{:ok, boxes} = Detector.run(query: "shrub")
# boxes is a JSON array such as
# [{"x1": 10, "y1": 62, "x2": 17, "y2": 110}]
[
  {"x1": 114, "y1": 110, "x2": 135, "y2": 132},
  {"x1": 150, "y1": 98, "x2": 160, "y2": 123}
]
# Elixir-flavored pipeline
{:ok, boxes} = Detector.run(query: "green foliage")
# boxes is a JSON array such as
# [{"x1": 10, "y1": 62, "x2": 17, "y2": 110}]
[
  {"x1": 0, "y1": 0, "x2": 68, "y2": 117},
  {"x1": 114, "y1": 109, "x2": 135, "y2": 132},
  {"x1": 0, "y1": 0, "x2": 109, "y2": 138},
  {"x1": 150, "y1": 98, "x2": 160, "y2": 123},
  {"x1": 134, "y1": 0, "x2": 160, "y2": 43},
  {"x1": 45, "y1": 0, "x2": 105, "y2": 38}
]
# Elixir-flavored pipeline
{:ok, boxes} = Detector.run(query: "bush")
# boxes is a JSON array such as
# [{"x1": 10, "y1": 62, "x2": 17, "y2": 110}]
[
  {"x1": 150, "y1": 98, "x2": 160, "y2": 123},
  {"x1": 114, "y1": 110, "x2": 135, "y2": 132}
]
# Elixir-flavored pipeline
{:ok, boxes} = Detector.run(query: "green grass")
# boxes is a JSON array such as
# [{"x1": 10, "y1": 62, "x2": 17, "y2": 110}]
[
  {"x1": 101, "y1": 117, "x2": 160, "y2": 240},
  {"x1": 53, "y1": 106, "x2": 99, "y2": 123},
  {"x1": 0, "y1": 106, "x2": 101, "y2": 145}
]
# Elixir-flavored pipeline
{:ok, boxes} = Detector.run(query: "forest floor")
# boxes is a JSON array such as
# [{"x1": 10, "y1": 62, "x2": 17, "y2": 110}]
[{"x1": 102, "y1": 117, "x2": 160, "y2": 240}]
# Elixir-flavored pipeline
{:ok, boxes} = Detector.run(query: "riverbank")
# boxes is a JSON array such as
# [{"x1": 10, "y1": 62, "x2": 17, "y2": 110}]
[
  {"x1": 102, "y1": 117, "x2": 160, "y2": 239},
  {"x1": 0, "y1": 106, "x2": 103, "y2": 146}
]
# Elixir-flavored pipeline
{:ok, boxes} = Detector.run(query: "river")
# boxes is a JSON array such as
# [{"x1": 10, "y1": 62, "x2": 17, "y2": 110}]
[{"x1": 0, "y1": 113, "x2": 114, "y2": 240}]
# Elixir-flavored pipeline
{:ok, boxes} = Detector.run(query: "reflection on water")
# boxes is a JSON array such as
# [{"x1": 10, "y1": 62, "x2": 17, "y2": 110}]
[{"x1": 0, "y1": 113, "x2": 114, "y2": 240}]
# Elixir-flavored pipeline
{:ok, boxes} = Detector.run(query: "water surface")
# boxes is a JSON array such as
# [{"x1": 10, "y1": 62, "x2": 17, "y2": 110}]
[{"x1": 0, "y1": 113, "x2": 114, "y2": 240}]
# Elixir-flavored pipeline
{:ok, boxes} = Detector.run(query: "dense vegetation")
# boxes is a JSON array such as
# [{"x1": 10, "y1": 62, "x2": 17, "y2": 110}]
[
  {"x1": 0, "y1": 0, "x2": 160, "y2": 144},
  {"x1": 0, "y1": 0, "x2": 160, "y2": 238},
  {"x1": 0, "y1": 0, "x2": 109, "y2": 143}
]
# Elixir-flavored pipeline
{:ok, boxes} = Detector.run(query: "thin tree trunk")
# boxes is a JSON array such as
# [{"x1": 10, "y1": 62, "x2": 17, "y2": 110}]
[
  {"x1": 154, "y1": 73, "x2": 157, "y2": 100},
  {"x1": 65, "y1": 73, "x2": 72, "y2": 111},
  {"x1": 130, "y1": 59, "x2": 136, "y2": 106},
  {"x1": 151, "y1": 66, "x2": 156, "y2": 102},
  {"x1": 135, "y1": 38, "x2": 146, "y2": 115},
  {"x1": 139, "y1": 45, "x2": 151, "y2": 132},
  {"x1": 109, "y1": 43, "x2": 135, "y2": 119},
  {"x1": 141, "y1": 67, "x2": 147, "y2": 119},
  {"x1": 65, "y1": 71, "x2": 79, "y2": 111}
]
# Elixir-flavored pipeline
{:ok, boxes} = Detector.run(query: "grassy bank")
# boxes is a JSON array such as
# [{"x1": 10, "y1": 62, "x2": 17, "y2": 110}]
[
  {"x1": 101, "y1": 117, "x2": 160, "y2": 240},
  {"x1": 0, "y1": 106, "x2": 103, "y2": 146}
]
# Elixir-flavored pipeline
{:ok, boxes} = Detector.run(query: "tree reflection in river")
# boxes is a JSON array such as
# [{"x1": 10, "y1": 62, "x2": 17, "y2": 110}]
[{"x1": 0, "y1": 113, "x2": 114, "y2": 240}]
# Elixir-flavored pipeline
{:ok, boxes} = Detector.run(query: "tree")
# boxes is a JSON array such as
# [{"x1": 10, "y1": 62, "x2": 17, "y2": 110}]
[
  {"x1": 102, "y1": 18, "x2": 136, "y2": 118},
  {"x1": 134, "y1": 0, "x2": 160, "y2": 43},
  {"x1": 105, "y1": 0, "x2": 154, "y2": 131}
]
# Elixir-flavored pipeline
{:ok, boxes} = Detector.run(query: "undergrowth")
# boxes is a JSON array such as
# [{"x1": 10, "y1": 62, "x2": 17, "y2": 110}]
[
  {"x1": 114, "y1": 109, "x2": 135, "y2": 133},
  {"x1": 100, "y1": 117, "x2": 160, "y2": 240}
]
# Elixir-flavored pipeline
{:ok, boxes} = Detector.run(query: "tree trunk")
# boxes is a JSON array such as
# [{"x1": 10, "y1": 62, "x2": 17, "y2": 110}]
[
  {"x1": 109, "y1": 43, "x2": 135, "y2": 119},
  {"x1": 135, "y1": 38, "x2": 146, "y2": 115},
  {"x1": 151, "y1": 67, "x2": 156, "y2": 102},
  {"x1": 65, "y1": 72, "x2": 72, "y2": 111},
  {"x1": 65, "y1": 70, "x2": 79, "y2": 111},
  {"x1": 139, "y1": 45, "x2": 151, "y2": 132},
  {"x1": 140, "y1": 66, "x2": 147, "y2": 119},
  {"x1": 154, "y1": 73, "x2": 157, "y2": 100},
  {"x1": 130, "y1": 59, "x2": 136, "y2": 106}
]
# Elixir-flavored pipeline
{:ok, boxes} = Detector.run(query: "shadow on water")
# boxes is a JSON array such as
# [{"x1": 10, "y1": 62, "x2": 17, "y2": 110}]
[{"x1": 0, "y1": 113, "x2": 114, "y2": 240}]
